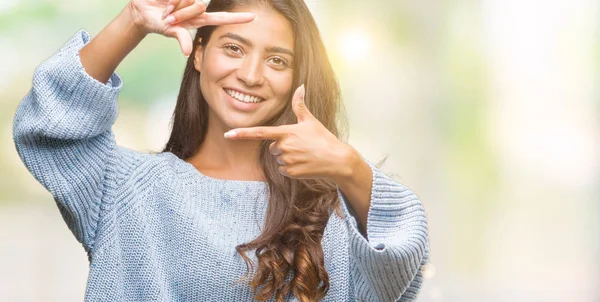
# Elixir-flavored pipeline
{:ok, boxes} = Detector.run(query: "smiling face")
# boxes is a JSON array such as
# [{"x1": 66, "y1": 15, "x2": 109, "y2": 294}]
[{"x1": 193, "y1": 5, "x2": 295, "y2": 131}]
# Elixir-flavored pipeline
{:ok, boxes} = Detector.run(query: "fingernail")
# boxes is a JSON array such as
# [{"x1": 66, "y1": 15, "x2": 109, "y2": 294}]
[
  {"x1": 300, "y1": 84, "x2": 305, "y2": 98},
  {"x1": 224, "y1": 130, "x2": 236, "y2": 138},
  {"x1": 164, "y1": 15, "x2": 175, "y2": 24}
]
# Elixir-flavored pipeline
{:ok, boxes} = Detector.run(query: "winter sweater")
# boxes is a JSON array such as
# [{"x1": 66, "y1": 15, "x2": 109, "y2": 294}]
[{"x1": 13, "y1": 29, "x2": 430, "y2": 302}]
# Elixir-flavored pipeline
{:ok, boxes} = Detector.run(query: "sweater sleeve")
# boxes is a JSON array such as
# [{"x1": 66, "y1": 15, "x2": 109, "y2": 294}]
[
  {"x1": 12, "y1": 29, "x2": 123, "y2": 252},
  {"x1": 338, "y1": 161, "x2": 430, "y2": 302}
]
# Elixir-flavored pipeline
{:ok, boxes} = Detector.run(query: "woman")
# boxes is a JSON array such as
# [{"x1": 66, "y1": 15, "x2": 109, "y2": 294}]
[{"x1": 13, "y1": 0, "x2": 430, "y2": 301}]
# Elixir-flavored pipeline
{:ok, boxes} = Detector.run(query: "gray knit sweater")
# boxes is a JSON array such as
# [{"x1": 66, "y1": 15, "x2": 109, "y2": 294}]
[{"x1": 13, "y1": 29, "x2": 430, "y2": 301}]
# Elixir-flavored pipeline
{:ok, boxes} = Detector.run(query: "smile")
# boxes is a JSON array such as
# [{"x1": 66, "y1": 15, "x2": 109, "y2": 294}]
[{"x1": 224, "y1": 89, "x2": 265, "y2": 103}]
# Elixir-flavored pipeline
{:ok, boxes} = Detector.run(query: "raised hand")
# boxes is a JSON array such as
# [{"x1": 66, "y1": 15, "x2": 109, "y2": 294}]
[
  {"x1": 127, "y1": 0, "x2": 255, "y2": 56},
  {"x1": 224, "y1": 85, "x2": 358, "y2": 182}
]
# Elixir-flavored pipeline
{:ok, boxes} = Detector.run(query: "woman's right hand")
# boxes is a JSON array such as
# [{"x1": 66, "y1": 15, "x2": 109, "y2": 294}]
[{"x1": 126, "y1": 0, "x2": 255, "y2": 56}]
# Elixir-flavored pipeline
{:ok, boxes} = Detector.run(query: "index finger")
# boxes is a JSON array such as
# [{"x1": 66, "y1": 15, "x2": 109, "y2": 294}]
[
  {"x1": 224, "y1": 126, "x2": 289, "y2": 140},
  {"x1": 197, "y1": 12, "x2": 256, "y2": 26}
]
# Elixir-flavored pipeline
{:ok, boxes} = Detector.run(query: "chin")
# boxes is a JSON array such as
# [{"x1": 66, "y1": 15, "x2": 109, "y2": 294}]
[
  {"x1": 222, "y1": 110, "x2": 278, "y2": 129},
  {"x1": 223, "y1": 118, "x2": 262, "y2": 130}
]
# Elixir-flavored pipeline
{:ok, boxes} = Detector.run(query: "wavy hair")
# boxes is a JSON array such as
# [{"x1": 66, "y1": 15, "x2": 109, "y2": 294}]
[{"x1": 162, "y1": 0, "x2": 347, "y2": 300}]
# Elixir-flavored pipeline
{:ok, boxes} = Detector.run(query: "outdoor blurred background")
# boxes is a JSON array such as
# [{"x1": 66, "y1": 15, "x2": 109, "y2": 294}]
[{"x1": 1, "y1": 0, "x2": 599, "y2": 301}]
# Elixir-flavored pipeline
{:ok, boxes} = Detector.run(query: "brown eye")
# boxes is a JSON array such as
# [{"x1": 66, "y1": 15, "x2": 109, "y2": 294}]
[
  {"x1": 268, "y1": 56, "x2": 289, "y2": 67},
  {"x1": 224, "y1": 44, "x2": 242, "y2": 54}
]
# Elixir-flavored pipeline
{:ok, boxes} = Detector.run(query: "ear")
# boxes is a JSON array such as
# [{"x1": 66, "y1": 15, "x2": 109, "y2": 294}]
[{"x1": 193, "y1": 39, "x2": 204, "y2": 72}]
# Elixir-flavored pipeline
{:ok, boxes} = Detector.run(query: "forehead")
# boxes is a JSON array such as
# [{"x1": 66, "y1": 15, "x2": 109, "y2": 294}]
[{"x1": 210, "y1": 5, "x2": 294, "y2": 50}]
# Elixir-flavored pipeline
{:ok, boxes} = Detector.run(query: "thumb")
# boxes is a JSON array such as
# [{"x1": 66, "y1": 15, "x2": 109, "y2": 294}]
[
  {"x1": 166, "y1": 27, "x2": 193, "y2": 56},
  {"x1": 292, "y1": 84, "x2": 310, "y2": 122}
]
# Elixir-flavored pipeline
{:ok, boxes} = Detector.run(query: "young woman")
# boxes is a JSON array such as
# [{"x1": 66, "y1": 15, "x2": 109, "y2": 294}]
[{"x1": 13, "y1": 0, "x2": 430, "y2": 301}]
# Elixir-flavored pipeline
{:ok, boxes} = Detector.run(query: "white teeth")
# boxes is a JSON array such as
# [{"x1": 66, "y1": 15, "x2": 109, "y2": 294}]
[{"x1": 226, "y1": 89, "x2": 263, "y2": 103}]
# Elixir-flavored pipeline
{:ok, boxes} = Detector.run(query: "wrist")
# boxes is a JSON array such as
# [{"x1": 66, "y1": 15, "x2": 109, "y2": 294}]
[
  {"x1": 120, "y1": 2, "x2": 149, "y2": 39},
  {"x1": 330, "y1": 144, "x2": 361, "y2": 186}
]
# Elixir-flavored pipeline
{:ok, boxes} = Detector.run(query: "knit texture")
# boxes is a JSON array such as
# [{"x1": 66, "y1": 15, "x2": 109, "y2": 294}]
[{"x1": 13, "y1": 29, "x2": 430, "y2": 302}]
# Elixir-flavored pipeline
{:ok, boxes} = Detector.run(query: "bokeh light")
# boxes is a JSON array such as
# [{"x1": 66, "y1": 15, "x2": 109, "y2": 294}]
[{"x1": 337, "y1": 28, "x2": 371, "y2": 64}]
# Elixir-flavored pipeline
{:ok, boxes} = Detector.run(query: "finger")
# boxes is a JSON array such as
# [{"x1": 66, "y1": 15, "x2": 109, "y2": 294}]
[
  {"x1": 224, "y1": 126, "x2": 289, "y2": 140},
  {"x1": 291, "y1": 84, "x2": 311, "y2": 122},
  {"x1": 162, "y1": 0, "x2": 192, "y2": 20},
  {"x1": 192, "y1": 11, "x2": 256, "y2": 27},
  {"x1": 177, "y1": 12, "x2": 256, "y2": 29},
  {"x1": 165, "y1": 0, "x2": 207, "y2": 25},
  {"x1": 276, "y1": 155, "x2": 285, "y2": 166},
  {"x1": 269, "y1": 141, "x2": 282, "y2": 156},
  {"x1": 162, "y1": 0, "x2": 180, "y2": 20},
  {"x1": 173, "y1": 0, "x2": 195, "y2": 10},
  {"x1": 164, "y1": 27, "x2": 193, "y2": 56},
  {"x1": 278, "y1": 165, "x2": 290, "y2": 177}
]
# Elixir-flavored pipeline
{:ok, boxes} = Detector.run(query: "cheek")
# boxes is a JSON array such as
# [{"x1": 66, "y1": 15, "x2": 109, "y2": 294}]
[
  {"x1": 200, "y1": 52, "x2": 237, "y2": 104},
  {"x1": 268, "y1": 71, "x2": 294, "y2": 102},
  {"x1": 202, "y1": 51, "x2": 237, "y2": 82}
]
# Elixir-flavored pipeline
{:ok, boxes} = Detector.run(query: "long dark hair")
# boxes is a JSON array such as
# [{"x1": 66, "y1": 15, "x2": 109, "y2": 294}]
[{"x1": 162, "y1": 0, "x2": 347, "y2": 300}]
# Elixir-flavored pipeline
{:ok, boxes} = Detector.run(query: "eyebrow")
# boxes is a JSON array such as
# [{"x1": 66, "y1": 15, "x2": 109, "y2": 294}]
[{"x1": 219, "y1": 32, "x2": 294, "y2": 57}]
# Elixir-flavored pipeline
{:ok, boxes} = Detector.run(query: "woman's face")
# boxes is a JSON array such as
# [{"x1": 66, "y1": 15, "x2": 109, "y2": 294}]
[{"x1": 193, "y1": 5, "x2": 295, "y2": 131}]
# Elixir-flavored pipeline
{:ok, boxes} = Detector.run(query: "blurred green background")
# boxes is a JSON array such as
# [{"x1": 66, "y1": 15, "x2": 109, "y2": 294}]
[{"x1": 1, "y1": 0, "x2": 599, "y2": 301}]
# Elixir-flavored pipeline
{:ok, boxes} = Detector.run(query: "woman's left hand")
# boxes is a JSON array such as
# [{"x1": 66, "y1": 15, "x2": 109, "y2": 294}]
[{"x1": 224, "y1": 84, "x2": 358, "y2": 183}]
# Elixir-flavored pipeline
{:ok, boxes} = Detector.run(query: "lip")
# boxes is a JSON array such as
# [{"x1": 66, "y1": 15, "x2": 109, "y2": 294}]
[{"x1": 223, "y1": 88, "x2": 265, "y2": 112}]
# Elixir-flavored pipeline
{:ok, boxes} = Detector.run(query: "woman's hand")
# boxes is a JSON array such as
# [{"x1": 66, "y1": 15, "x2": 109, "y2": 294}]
[
  {"x1": 126, "y1": 0, "x2": 255, "y2": 56},
  {"x1": 223, "y1": 85, "x2": 360, "y2": 183}
]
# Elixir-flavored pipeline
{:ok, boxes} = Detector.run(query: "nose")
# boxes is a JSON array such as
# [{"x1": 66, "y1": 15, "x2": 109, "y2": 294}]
[{"x1": 236, "y1": 55, "x2": 264, "y2": 87}]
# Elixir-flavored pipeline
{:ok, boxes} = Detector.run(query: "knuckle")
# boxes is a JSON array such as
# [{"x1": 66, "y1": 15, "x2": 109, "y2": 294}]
[
  {"x1": 286, "y1": 167, "x2": 298, "y2": 177},
  {"x1": 194, "y1": 0, "x2": 206, "y2": 10},
  {"x1": 283, "y1": 156, "x2": 295, "y2": 165},
  {"x1": 281, "y1": 139, "x2": 295, "y2": 150}
]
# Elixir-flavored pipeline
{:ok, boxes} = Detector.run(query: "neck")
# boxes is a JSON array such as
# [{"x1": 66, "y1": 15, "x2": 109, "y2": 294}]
[{"x1": 186, "y1": 114, "x2": 265, "y2": 181}]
